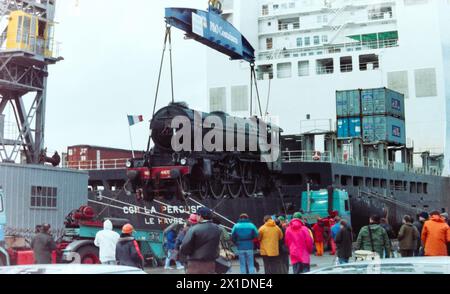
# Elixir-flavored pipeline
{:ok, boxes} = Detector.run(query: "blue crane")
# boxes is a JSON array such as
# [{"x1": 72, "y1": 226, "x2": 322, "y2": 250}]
[{"x1": 151, "y1": 1, "x2": 262, "y2": 119}]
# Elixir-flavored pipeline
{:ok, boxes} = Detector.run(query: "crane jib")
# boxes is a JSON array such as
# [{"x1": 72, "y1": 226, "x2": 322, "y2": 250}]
[{"x1": 165, "y1": 7, "x2": 255, "y2": 63}]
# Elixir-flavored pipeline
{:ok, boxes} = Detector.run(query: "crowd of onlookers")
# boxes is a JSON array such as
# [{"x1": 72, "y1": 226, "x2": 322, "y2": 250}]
[{"x1": 29, "y1": 208, "x2": 450, "y2": 275}]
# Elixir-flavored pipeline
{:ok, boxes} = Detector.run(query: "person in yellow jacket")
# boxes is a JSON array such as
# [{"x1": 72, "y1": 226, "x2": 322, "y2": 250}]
[{"x1": 258, "y1": 215, "x2": 283, "y2": 274}]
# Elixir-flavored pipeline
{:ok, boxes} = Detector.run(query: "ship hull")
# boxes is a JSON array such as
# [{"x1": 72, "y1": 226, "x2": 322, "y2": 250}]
[{"x1": 86, "y1": 163, "x2": 450, "y2": 233}]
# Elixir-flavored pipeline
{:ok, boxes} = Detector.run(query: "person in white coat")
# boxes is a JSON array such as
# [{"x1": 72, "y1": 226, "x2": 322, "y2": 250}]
[{"x1": 94, "y1": 220, "x2": 120, "y2": 264}]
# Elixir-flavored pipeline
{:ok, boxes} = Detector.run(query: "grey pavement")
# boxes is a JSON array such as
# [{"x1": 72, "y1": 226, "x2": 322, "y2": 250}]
[{"x1": 145, "y1": 254, "x2": 336, "y2": 274}]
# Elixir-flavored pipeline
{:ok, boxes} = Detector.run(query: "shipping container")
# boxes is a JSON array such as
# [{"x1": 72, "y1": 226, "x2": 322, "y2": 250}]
[
  {"x1": 362, "y1": 116, "x2": 406, "y2": 145},
  {"x1": 337, "y1": 117, "x2": 361, "y2": 138},
  {"x1": 66, "y1": 145, "x2": 145, "y2": 170},
  {"x1": 0, "y1": 163, "x2": 88, "y2": 239},
  {"x1": 361, "y1": 88, "x2": 405, "y2": 119},
  {"x1": 336, "y1": 90, "x2": 361, "y2": 117},
  {"x1": 337, "y1": 118, "x2": 349, "y2": 138}
]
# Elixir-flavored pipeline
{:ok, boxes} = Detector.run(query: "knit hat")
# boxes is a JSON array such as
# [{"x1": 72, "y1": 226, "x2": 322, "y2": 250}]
[
  {"x1": 293, "y1": 212, "x2": 302, "y2": 220},
  {"x1": 278, "y1": 216, "x2": 286, "y2": 222},
  {"x1": 197, "y1": 207, "x2": 213, "y2": 219}
]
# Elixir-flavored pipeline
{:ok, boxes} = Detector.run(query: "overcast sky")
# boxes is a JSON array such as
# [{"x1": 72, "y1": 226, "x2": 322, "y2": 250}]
[{"x1": 45, "y1": 0, "x2": 210, "y2": 154}]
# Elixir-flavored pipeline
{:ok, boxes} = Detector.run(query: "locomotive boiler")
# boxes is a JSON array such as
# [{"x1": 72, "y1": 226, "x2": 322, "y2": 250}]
[{"x1": 126, "y1": 102, "x2": 282, "y2": 201}]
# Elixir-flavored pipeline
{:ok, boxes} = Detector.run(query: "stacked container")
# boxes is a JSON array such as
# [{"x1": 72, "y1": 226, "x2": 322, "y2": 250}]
[{"x1": 336, "y1": 88, "x2": 406, "y2": 145}]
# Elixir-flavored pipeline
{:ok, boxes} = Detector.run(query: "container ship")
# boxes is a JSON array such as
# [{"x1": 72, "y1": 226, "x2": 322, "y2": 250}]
[{"x1": 63, "y1": 0, "x2": 450, "y2": 234}]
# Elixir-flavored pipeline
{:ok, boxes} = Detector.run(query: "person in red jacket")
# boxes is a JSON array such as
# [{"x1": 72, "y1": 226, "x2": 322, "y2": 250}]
[{"x1": 312, "y1": 219, "x2": 325, "y2": 256}]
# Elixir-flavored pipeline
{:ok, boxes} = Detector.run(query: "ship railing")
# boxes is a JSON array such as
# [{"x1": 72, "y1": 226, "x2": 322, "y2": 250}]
[
  {"x1": 282, "y1": 150, "x2": 443, "y2": 176},
  {"x1": 63, "y1": 158, "x2": 130, "y2": 171},
  {"x1": 316, "y1": 64, "x2": 334, "y2": 75},
  {"x1": 258, "y1": 38, "x2": 399, "y2": 61}
]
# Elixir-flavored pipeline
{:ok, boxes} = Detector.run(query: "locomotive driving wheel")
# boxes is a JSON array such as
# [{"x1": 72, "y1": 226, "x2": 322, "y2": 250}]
[
  {"x1": 242, "y1": 163, "x2": 258, "y2": 197},
  {"x1": 197, "y1": 180, "x2": 209, "y2": 199},
  {"x1": 209, "y1": 163, "x2": 225, "y2": 199},
  {"x1": 226, "y1": 159, "x2": 242, "y2": 199}
]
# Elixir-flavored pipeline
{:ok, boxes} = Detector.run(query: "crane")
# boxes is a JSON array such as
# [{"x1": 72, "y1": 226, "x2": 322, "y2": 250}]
[{"x1": 151, "y1": 1, "x2": 263, "y2": 119}]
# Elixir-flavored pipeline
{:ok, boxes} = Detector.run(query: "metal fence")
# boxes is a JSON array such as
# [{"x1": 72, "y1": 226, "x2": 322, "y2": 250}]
[
  {"x1": 63, "y1": 158, "x2": 129, "y2": 171},
  {"x1": 258, "y1": 38, "x2": 399, "y2": 61},
  {"x1": 282, "y1": 150, "x2": 442, "y2": 176}
]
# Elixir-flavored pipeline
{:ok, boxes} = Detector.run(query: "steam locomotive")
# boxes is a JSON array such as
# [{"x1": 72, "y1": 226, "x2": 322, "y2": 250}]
[{"x1": 126, "y1": 102, "x2": 282, "y2": 201}]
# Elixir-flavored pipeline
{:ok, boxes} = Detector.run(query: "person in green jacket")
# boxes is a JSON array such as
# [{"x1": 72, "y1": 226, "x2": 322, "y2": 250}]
[{"x1": 356, "y1": 215, "x2": 391, "y2": 258}]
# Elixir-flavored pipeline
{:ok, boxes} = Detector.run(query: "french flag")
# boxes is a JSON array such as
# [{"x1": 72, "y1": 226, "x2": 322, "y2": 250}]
[{"x1": 127, "y1": 115, "x2": 144, "y2": 126}]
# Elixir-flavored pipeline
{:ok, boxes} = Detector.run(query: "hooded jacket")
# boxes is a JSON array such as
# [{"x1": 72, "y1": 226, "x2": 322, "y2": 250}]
[
  {"x1": 356, "y1": 224, "x2": 391, "y2": 258},
  {"x1": 421, "y1": 216, "x2": 450, "y2": 256},
  {"x1": 94, "y1": 220, "x2": 120, "y2": 263},
  {"x1": 258, "y1": 219, "x2": 283, "y2": 257},
  {"x1": 231, "y1": 219, "x2": 259, "y2": 251},
  {"x1": 398, "y1": 223, "x2": 419, "y2": 251},
  {"x1": 115, "y1": 234, "x2": 144, "y2": 269},
  {"x1": 285, "y1": 219, "x2": 313, "y2": 264}
]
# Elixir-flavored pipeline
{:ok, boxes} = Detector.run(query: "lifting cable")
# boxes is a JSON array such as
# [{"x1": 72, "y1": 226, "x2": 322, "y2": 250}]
[
  {"x1": 249, "y1": 64, "x2": 263, "y2": 118},
  {"x1": 152, "y1": 25, "x2": 175, "y2": 118},
  {"x1": 265, "y1": 78, "x2": 271, "y2": 116},
  {"x1": 148, "y1": 25, "x2": 175, "y2": 153}
]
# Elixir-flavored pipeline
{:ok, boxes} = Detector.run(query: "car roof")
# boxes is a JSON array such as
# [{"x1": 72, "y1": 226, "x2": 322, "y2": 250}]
[
  {"x1": 309, "y1": 257, "x2": 450, "y2": 274},
  {"x1": 0, "y1": 264, "x2": 147, "y2": 275}
]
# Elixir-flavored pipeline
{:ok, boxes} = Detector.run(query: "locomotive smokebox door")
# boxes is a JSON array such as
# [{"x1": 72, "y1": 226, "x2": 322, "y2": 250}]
[{"x1": 203, "y1": 159, "x2": 212, "y2": 177}]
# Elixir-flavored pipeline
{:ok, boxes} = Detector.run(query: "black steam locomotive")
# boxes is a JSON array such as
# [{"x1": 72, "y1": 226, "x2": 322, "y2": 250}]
[{"x1": 126, "y1": 102, "x2": 282, "y2": 201}]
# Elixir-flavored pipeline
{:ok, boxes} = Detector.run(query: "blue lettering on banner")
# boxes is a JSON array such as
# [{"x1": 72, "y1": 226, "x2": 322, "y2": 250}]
[{"x1": 209, "y1": 20, "x2": 239, "y2": 45}]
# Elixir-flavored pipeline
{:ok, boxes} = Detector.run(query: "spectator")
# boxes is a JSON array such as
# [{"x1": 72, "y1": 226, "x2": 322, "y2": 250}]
[
  {"x1": 231, "y1": 213, "x2": 259, "y2": 274},
  {"x1": 380, "y1": 218, "x2": 395, "y2": 257},
  {"x1": 413, "y1": 212, "x2": 429, "y2": 256},
  {"x1": 115, "y1": 224, "x2": 144, "y2": 269},
  {"x1": 285, "y1": 213, "x2": 313, "y2": 274},
  {"x1": 335, "y1": 220, "x2": 353, "y2": 264},
  {"x1": 441, "y1": 212, "x2": 450, "y2": 256},
  {"x1": 331, "y1": 216, "x2": 342, "y2": 241},
  {"x1": 312, "y1": 220, "x2": 325, "y2": 256},
  {"x1": 164, "y1": 226, "x2": 184, "y2": 270},
  {"x1": 421, "y1": 211, "x2": 450, "y2": 256},
  {"x1": 31, "y1": 224, "x2": 57, "y2": 264},
  {"x1": 180, "y1": 207, "x2": 222, "y2": 274},
  {"x1": 94, "y1": 219, "x2": 120, "y2": 265},
  {"x1": 213, "y1": 217, "x2": 235, "y2": 262},
  {"x1": 355, "y1": 215, "x2": 391, "y2": 258},
  {"x1": 275, "y1": 218, "x2": 289, "y2": 274},
  {"x1": 398, "y1": 215, "x2": 419, "y2": 257},
  {"x1": 380, "y1": 218, "x2": 396, "y2": 239},
  {"x1": 175, "y1": 214, "x2": 198, "y2": 267},
  {"x1": 258, "y1": 215, "x2": 283, "y2": 274},
  {"x1": 278, "y1": 216, "x2": 288, "y2": 229}
]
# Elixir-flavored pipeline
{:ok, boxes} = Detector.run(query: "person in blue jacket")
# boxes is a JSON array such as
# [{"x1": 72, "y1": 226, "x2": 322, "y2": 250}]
[
  {"x1": 331, "y1": 216, "x2": 342, "y2": 240},
  {"x1": 164, "y1": 228, "x2": 184, "y2": 270},
  {"x1": 231, "y1": 213, "x2": 259, "y2": 274}
]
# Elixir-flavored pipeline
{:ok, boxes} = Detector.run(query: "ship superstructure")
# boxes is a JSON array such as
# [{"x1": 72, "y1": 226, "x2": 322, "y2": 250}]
[{"x1": 206, "y1": 0, "x2": 450, "y2": 174}]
